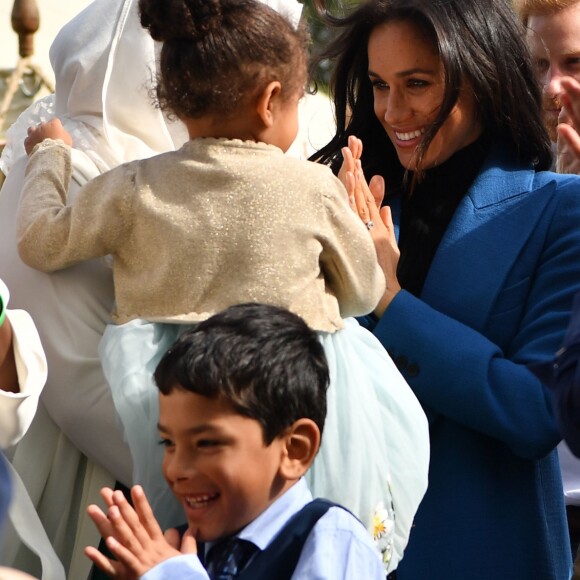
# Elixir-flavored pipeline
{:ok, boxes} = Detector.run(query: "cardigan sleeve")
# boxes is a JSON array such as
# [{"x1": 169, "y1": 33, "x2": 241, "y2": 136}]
[
  {"x1": 17, "y1": 139, "x2": 133, "y2": 272},
  {"x1": 370, "y1": 182, "x2": 580, "y2": 460},
  {"x1": 318, "y1": 175, "x2": 386, "y2": 318}
]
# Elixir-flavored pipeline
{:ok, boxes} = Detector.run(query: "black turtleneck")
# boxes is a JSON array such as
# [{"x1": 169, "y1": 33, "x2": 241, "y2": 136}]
[{"x1": 396, "y1": 136, "x2": 491, "y2": 297}]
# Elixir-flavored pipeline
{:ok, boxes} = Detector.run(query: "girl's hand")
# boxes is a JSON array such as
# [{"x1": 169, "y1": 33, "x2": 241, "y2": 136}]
[
  {"x1": 557, "y1": 77, "x2": 580, "y2": 175},
  {"x1": 345, "y1": 160, "x2": 401, "y2": 317},
  {"x1": 338, "y1": 135, "x2": 363, "y2": 188},
  {"x1": 24, "y1": 119, "x2": 73, "y2": 156},
  {"x1": 84, "y1": 485, "x2": 197, "y2": 579}
]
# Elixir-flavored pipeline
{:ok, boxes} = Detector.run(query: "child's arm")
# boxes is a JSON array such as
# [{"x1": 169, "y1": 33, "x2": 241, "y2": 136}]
[
  {"x1": 17, "y1": 134, "x2": 133, "y2": 273},
  {"x1": 85, "y1": 485, "x2": 201, "y2": 579},
  {"x1": 24, "y1": 119, "x2": 72, "y2": 156},
  {"x1": 343, "y1": 157, "x2": 401, "y2": 317},
  {"x1": 318, "y1": 171, "x2": 387, "y2": 318}
]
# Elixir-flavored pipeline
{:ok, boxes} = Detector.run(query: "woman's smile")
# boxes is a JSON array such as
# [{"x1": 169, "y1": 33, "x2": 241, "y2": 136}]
[{"x1": 394, "y1": 128, "x2": 425, "y2": 142}]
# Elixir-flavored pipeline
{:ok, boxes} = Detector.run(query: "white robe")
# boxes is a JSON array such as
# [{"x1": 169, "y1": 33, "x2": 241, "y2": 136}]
[{"x1": 0, "y1": 308, "x2": 46, "y2": 449}]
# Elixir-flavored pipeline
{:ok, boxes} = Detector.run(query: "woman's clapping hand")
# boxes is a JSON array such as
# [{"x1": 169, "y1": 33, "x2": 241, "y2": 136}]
[{"x1": 340, "y1": 136, "x2": 401, "y2": 316}]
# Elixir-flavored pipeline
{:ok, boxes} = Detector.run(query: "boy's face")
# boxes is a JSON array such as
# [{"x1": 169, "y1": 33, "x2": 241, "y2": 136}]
[{"x1": 158, "y1": 388, "x2": 289, "y2": 542}]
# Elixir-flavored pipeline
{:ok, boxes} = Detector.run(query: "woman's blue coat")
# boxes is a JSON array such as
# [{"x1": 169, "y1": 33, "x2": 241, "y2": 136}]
[{"x1": 363, "y1": 145, "x2": 580, "y2": 579}]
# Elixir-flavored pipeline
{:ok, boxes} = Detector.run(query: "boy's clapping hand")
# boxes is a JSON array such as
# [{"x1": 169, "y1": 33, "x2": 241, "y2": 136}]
[{"x1": 84, "y1": 485, "x2": 197, "y2": 579}]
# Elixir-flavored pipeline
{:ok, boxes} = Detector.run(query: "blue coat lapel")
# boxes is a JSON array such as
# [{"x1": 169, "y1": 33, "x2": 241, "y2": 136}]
[{"x1": 413, "y1": 147, "x2": 556, "y2": 331}]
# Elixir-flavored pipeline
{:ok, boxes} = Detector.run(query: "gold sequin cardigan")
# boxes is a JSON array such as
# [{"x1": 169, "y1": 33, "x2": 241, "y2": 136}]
[{"x1": 17, "y1": 138, "x2": 385, "y2": 332}]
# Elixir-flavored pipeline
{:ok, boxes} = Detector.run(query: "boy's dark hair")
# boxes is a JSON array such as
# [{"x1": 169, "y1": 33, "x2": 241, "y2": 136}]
[
  {"x1": 311, "y1": 0, "x2": 553, "y2": 180},
  {"x1": 154, "y1": 303, "x2": 329, "y2": 445},
  {"x1": 138, "y1": 0, "x2": 310, "y2": 119}
]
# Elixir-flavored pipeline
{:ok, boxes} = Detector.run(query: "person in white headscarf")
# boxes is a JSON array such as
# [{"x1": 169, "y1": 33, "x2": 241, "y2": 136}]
[
  {"x1": 2, "y1": 0, "x2": 189, "y2": 473},
  {"x1": 0, "y1": 279, "x2": 56, "y2": 580},
  {"x1": 0, "y1": 0, "x2": 332, "y2": 576},
  {"x1": 0, "y1": 0, "x2": 187, "y2": 576},
  {"x1": 0, "y1": 279, "x2": 46, "y2": 450}
]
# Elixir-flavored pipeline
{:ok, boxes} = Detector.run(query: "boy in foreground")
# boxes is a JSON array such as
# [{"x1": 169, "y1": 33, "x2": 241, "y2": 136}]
[{"x1": 84, "y1": 303, "x2": 386, "y2": 579}]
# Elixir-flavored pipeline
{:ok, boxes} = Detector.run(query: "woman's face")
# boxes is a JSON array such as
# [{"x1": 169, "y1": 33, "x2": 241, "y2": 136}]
[{"x1": 368, "y1": 19, "x2": 482, "y2": 171}]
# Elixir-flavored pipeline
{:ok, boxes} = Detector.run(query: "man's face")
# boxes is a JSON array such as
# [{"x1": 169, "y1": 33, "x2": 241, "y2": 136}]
[{"x1": 526, "y1": 3, "x2": 580, "y2": 141}]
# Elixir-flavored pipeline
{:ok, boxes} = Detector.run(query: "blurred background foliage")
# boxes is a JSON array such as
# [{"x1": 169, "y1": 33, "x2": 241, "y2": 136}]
[{"x1": 301, "y1": 0, "x2": 359, "y2": 91}]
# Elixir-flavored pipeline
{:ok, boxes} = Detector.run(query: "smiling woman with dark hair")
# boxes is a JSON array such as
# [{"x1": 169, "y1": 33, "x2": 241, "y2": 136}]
[{"x1": 311, "y1": 0, "x2": 580, "y2": 577}]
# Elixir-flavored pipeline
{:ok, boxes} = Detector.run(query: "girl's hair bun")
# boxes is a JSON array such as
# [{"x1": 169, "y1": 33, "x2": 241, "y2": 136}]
[
  {"x1": 140, "y1": 0, "x2": 309, "y2": 121},
  {"x1": 140, "y1": 0, "x2": 224, "y2": 42}
]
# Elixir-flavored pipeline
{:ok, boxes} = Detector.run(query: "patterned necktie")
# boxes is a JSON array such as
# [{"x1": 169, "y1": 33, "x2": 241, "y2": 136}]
[{"x1": 205, "y1": 537, "x2": 259, "y2": 579}]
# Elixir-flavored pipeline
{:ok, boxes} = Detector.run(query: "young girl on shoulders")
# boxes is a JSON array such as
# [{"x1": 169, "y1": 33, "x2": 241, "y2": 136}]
[{"x1": 17, "y1": 0, "x2": 428, "y2": 571}]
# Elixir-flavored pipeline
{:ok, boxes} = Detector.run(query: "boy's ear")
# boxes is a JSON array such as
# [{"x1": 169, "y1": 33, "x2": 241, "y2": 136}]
[
  {"x1": 279, "y1": 418, "x2": 320, "y2": 480},
  {"x1": 256, "y1": 81, "x2": 283, "y2": 128}
]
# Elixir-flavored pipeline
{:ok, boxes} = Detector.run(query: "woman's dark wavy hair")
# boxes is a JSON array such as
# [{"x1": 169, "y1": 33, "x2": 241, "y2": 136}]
[
  {"x1": 139, "y1": 0, "x2": 309, "y2": 119},
  {"x1": 311, "y1": 0, "x2": 553, "y2": 180}
]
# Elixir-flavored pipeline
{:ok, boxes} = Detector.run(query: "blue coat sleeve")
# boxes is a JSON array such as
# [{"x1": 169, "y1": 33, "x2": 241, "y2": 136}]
[
  {"x1": 369, "y1": 180, "x2": 580, "y2": 460},
  {"x1": 550, "y1": 292, "x2": 580, "y2": 457}
]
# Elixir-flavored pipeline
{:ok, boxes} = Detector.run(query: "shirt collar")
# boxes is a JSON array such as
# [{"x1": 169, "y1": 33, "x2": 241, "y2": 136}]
[
  {"x1": 204, "y1": 478, "x2": 312, "y2": 556},
  {"x1": 238, "y1": 478, "x2": 312, "y2": 551}
]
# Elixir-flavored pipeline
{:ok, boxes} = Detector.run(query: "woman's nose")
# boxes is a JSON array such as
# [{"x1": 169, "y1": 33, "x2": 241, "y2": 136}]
[{"x1": 383, "y1": 91, "x2": 411, "y2": 126}]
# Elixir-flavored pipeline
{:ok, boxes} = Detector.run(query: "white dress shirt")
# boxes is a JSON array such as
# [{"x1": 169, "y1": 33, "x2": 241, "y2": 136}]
[{"x1": 142, "y1": 478, "x2": 385, "y2": 579}]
